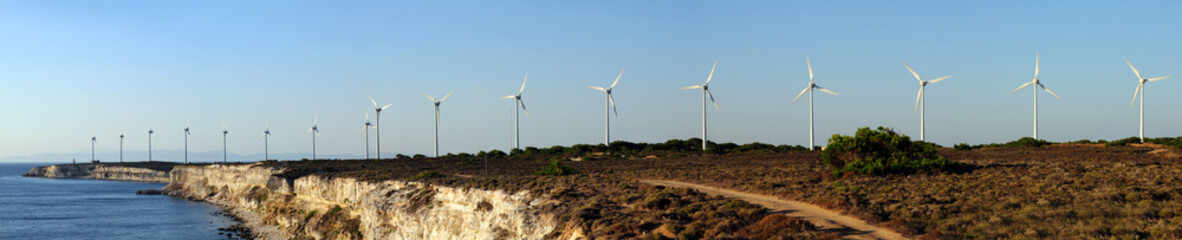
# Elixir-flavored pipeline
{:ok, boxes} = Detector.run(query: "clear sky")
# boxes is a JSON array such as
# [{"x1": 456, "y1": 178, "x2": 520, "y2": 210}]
[{"x1": 2, "y1": 1, "x2": 1181, "y2": 162}]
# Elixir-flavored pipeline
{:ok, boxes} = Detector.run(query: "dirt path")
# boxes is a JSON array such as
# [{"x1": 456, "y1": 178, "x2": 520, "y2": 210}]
[{"x1": 640, "y1": 179, "x2": 907, "y2": 240}]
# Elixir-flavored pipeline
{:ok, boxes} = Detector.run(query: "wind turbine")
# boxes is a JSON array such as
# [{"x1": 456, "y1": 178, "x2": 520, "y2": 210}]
[
  {"x1": 1009, "y1": 53, "x2": 1059, "y2": 140},
  {"x1": 1125, "y1": 58, "x2": 1171, "y2": 143},
  {"x1": 222, "y1": 124, "x2": 232, "y2": 163},
  {"x1": 118, "y1": 132, "x2": 125, "y2": 163},
  {"x1": 589, "y1": 70, "x2": 623, "y2": 146},
  {"x1": 681, "y1": 63, "x2": 721, "y2": 150},
  {"x1": 369, "y1": 97, "x2": 392, "y2": 159},
  {"x1": 499, "y1": 75, "x2": 531, "y2": 150},
  {"x1": 260, "y1": 122, "x2": 273, "y2": 161},
  {"x1": 680, "y1": 62, "x2": 721, "y2": 150},
  {"x1": 361, "y1": 110, "x2": 372, "y2": 160},
  {"x1": 904, "y1": 62, "x2": 951, "y2": 142},
  {"x1": 90, "y1": 136, "x2": 96, "y2": 162},
  {"x1": 424, "y1": 91, "x2": 453, "y2": 157},
  {"x1": 147, "y1": 127, "x2": 154, "y2": 162},
  {"x1": 183, "y1": 123, "x2": 190, "y2": 164},
  {"x1": 308, "y1": 116, "x2": 321, "y2": 160},
  {"x1": 791, "y1": 57, "x2": 838, "y2": 150}
]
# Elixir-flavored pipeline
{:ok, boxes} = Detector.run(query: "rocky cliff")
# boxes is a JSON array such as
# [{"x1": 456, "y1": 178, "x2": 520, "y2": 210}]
[
  {"x1": 163, "y1": 163, "x2": 565, "y2": 240},
  {"x1": 23, "y1": 163, "x2": 171, "y2": 183}
]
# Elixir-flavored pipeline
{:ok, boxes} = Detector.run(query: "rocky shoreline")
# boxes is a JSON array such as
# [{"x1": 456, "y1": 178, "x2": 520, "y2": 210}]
[{"x1": 28, "y1": 162, "x2": 563, "y2": 240}]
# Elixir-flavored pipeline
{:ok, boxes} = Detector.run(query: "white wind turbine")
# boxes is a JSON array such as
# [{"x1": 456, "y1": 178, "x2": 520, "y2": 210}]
[
  {"x1": 361, "y1": 110, "x2": 373, "y2": 160},
  {"x1": 681, "y1": 62, "x2": 720, "y2": 150},
  {"x1": 1009, "y1": 53, "x2": 1059, "y2": 140},
  {"x1": 588, "y1": 70, "x2": 623, "y2": 146},
  {"x1": 183, "y1": 123, "x2": 190, "y2": 164},
  {"x1": 90, "y1": 136, "x2": 97, "y2": 162},
  {"x1": 904, "y1": 62, "x2": 951, "y2": 142},
  {"x1": 260, "y1": 122, "x2": 273, "y2": 161},
  {"x1": 499, "y1": 75, "x2": 531, "y2": 150},
  {"x1": 118, "y1": 132, "x2": 125, "y2": 163},
  {"x1": 222, "y1": 124, "x2": 232, "y2": 163},
  {"x1": 369, "y1": 97, "x2": 393, "y2": 159},
  {"x1": 1125, "y1": 58, "x2": 1171, "y2": 143},
  {"x1": 791, "y1": 57, "x2": 838, "y2": 150},
  {"x1": 308, "y1": 116, "x2": 322, "y2": 160},
  {"x1": 147, "y1": 126, "x2": 154, "y2": 161},
  {"x1": 424, "y1": 91, "x2": 453, "y2": 157}
]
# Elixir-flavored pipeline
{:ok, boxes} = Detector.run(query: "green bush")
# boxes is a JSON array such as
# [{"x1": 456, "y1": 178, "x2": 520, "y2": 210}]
[
  {"x1": 1003, "y1": 137, "x2": 1051, "y2": 147},
  {"x1": 536, "y1": 160, "x2": 578, "y2": 176},
  {"x1": 414, "y1": 170, "x2": 444, "y2": 179},
  {"x1": 954, "y1": 143, "x2": 975, "y2": 151},
  {"x1": 821, "y1": 127, "x2": 957, "y2": 176}
]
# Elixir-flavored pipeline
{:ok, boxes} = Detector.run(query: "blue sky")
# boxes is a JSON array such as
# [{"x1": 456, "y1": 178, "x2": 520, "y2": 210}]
[{"x1": 2, "y1": 1, "x2": 1181, "y2": 162}]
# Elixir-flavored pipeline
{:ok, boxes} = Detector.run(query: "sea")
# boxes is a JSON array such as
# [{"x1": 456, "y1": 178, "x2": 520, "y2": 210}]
[{"x1": 0, "y1": 162, "x2": 241, "y2": 240}]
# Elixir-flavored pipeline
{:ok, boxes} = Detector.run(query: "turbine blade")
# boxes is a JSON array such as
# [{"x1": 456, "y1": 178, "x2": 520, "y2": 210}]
[
  {"x1": 1148, "y1": 76, "x2": 1170, "y2": 82},
  {"x1": 706, "y1": 90, "x2": 720, "y2": 111},
  {"x1": 369, "y1": 96, "x2": 378, "y2": 107},
  {"x1": 440, "y1": 91, "x2": 452, "y2": 102},
  {"x1": 806, "y1": 56, "x2": 814, "y2": 82},
  {"x1": 903, "y1": 62, "x2": 922, "y2": 82},
  {"x1": 1126, "y1": 58, "x2": 1142, "y2": 79},
  {"x1": 1132, "y1": 84, "x2": 1142, "y2": 107},
  {"x1": 1039, "y1": 83, "x2": 1060, "y2": 98},
  {"x1": 587, "y1": 86, "x2": 606, "y2": 91},
  {"x1": 1034, "y1": 52, "x2": 1040, "y2": 77},
  {"x1": 816, "y1": 86, "x2": 839, "y2": 96},
  {"x1": 381, "y1": 103, "x2": 392, "y2": 110},
  {"x1": 423, "y1": 93, "x2": 435, "y2": 102},
  {"x1": 519, "y1": 99, "x2": 531, "y2": 119},
  {"x1": 680, "y1": 85, "x2": 703, "y2": 90},
  {"x1": 1010, "y1": 81, "x2": 1034, "y2": 94},
  {"x1": 308, "y1": 128, "x2": 313, "y2": 133},
  {"x1": 610, "y1": 69, "x2": 622, "y2": 89},
  {"x1": 608, "y1": 93, "x2": 618, "y2": 116},
  {"x1": 915, "y1": 87, "x2": 924, "y2": 112},
  {"x1": 704, "y1": 61, "x2": 717, "y2": 85},
  {"x1": 791, "y1": 87, "x2": 810, "y2": 104},
  {"x1": 499, "y1": 95, "x2": 516, "y2": 99},
  {"x1": 928, "y1": 75, "x2": 951, "y2": 84},
  {"x1": 519, "y1": 74, "x2": 528, "y2": 94},
  {"x1": 361, "y1": 125, "x2": 368, "y2": 135},
  {"x1": 364, "y1": 109, "x2": 369, "y2": 121}
]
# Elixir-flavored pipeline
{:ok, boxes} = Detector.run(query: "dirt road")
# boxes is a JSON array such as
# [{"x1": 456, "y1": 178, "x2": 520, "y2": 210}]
[{"x1": 641, "y1": 179, "x2": 907, "y2": 240}]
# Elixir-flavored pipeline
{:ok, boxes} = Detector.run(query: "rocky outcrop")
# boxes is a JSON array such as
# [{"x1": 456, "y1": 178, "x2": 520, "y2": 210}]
[
  {"x1": 163, "y1": 163, "x2": 563, "y2": 240},
  {"x1": 24, "y1": 164, "x2": 170, "y2": 183}
]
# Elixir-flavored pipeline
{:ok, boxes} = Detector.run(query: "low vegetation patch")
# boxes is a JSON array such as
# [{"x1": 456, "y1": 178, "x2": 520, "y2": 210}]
[
  {"x1": 536, "y1": 159, "x2": 578, "y2": 176},
  {"x1": 822, "y1": 126, "x2": 958, "y2": 175}
]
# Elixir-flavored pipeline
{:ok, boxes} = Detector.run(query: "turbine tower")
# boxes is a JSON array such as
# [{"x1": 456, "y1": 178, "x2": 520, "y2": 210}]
[
  {"x1": 1125, "y1": 58, "x2": 1171, "y2": 143},
  {"x1": 222, "y1": 124, "x2": 232, "y2": 163},
  {"x1": 361, "y1": 110, "x2": 372, "y2": 160},
  {"x1": 904, "y1": 62, "x2": 951, "y2": 142},
  {"x1": 147, "y1": 127, "x2": 154, "y2": 162},
  {"x1": 588, "y1": 70, "x2": 623, "y2": 146},
  {"x1": 499, "y1": 75, "x2": 531, "y2": 150},
  {"x1": 791, "y1": 57, "x2": 839, "y2": 150},
  {"x1": 681, "y1": 62, "x2": 720, "y2": 150},
  {"x1": 369, "y1": 97, "x2": 392, "y2": 159},
  {"x1": 90, "y1": 136, "x2": 96, "y2": 162},
  {"x1": 1009, "y1": 52, "x2": 1059, "y2": 140},
  {"x1": 424, "y1": 91, "x2": 453, "y2": 157},
  {"x1": 308, "y1": 116, "x2": 321, "y2": 160},
  {"x1": 118, "y1": 132, "x2": 125, "y2": 163},
  {"x1": 183, "y1": 124, "x2": 190, "y2": 164},
  {"x1": 261, "y1": 122, "x2": 273, "y2": 161}
]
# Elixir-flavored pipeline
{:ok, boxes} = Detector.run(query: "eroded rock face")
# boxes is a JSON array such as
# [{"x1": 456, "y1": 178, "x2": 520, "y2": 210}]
[
  {"x1": 24, "y1": 164, "x2": 170, "y2": 183},
  {"x1": 163, "y1": 163, "x2": 561, "y2": 240}
]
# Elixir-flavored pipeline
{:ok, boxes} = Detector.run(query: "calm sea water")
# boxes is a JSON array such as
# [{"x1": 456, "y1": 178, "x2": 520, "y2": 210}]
[{"x1": 0, "y1": 163, "x2": 239, "y2": 240}]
